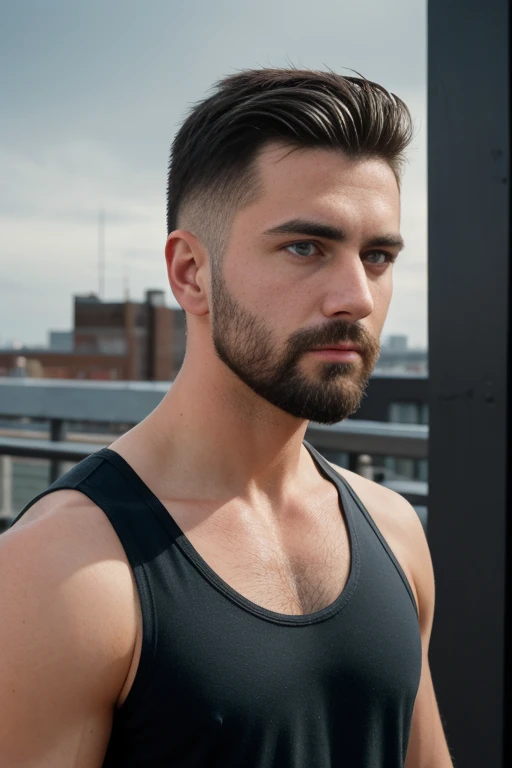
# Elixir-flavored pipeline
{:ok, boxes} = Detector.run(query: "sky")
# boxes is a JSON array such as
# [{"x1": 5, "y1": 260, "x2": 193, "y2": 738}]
[{"x1": 0, "y1": 0, "x2": 427, "y2": 349}]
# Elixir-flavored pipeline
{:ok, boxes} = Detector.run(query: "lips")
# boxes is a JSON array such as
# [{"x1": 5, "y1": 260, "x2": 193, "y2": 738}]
[{"x1": 311, "y1": 344, "x2": 362, "y2": 353}]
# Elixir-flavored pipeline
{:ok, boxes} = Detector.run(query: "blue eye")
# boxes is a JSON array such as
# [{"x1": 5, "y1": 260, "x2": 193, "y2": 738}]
[
  {"x1": 286, "y1": 242, "x2": 319, "y2": 258},
  {"x1": 365, "y1": 250, "x2": 396, "y2": 266}
]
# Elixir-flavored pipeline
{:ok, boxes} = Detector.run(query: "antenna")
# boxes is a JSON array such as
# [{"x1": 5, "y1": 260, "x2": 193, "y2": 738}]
[
  {"x1": 123, "y1": 255, "x2": 130, "y2": 301},
  {"x1": 98, "y1": 209, "x2": 105, "y2": 299}
]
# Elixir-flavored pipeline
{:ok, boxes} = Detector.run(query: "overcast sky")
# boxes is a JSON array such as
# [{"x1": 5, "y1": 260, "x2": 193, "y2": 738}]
[{"x1": 1, "y1": 0, "x2": 427, "y2": 349}]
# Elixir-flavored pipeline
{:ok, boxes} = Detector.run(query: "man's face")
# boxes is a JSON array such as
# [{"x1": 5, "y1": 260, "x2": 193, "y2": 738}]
[{"x1": 210, "y1": 143, "x2": 402, "y2": 424}]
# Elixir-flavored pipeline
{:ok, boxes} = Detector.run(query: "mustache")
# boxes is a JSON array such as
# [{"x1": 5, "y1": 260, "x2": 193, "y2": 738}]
[{"x1": 287, "y1": 321, "x2": 369, "y2": 353}]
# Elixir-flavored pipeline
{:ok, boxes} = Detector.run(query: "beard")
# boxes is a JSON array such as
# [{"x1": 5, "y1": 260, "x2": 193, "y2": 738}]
[{"x1": 210, "y1": 263, "x2": 381, "y2": 425}]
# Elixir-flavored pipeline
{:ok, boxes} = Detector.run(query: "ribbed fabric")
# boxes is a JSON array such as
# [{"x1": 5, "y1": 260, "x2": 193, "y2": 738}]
[{"x1": 12, "y1": 441, "x2": 421, "y2": 767}]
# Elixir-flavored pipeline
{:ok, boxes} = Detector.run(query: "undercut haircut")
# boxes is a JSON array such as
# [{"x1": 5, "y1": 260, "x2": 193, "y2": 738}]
[{"x1": 166, "y1": 67, "x2": 414, "y2": 261}]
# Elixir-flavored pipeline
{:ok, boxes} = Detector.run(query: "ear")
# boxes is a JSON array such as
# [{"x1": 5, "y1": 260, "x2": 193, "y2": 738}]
[{"x1": 165, "y1": 230, "x2": 210, "y2": 316}]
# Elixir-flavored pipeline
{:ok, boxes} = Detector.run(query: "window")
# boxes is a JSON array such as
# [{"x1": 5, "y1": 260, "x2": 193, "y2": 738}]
[{"x1": 389, "y1": 402, "x2": 422, "y2": 424}]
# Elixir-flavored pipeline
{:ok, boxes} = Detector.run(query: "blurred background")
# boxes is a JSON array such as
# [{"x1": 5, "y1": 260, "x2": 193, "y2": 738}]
[{"x1": 0, "y1": 0, "x2": 428, "y2": 514}]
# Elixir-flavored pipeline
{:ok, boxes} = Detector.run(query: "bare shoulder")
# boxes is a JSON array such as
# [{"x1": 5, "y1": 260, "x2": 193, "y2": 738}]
[
  {"x1": 326, "y1": 460, "x2": 426, "y2": 544},
  {"x1": 0, "y1": 490, "x2": 137, "y2": 765},
  {"x1": 327, "y1": 461, "x2": 433, "y2": 622},
  {"x1": 326, "y1": 464, "x2": 452, "y2": 764},
  {"x1": 3, "y1": 488, "x2": 138, "y2": 663},
  {"x1": 5, "y1": 488, "x2": 137, "y2": 629}
]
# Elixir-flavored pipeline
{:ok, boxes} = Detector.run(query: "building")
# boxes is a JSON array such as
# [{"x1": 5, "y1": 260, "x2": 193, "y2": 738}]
[
  {"x1": 385, "y1": 334, "x2": 408, "y2": 352},
  {"x1": 374, "y1": 342, "x2": 427, "y2": 376},
  {"x1": 0, "y1": 290, "x2": 187, "y2": 381},
  {"x1": 48, "y1": 331, "x2": 74, "y2": 352},
  {"x1": 351, "y1": 371, "x2": 429, "y2": 483}
]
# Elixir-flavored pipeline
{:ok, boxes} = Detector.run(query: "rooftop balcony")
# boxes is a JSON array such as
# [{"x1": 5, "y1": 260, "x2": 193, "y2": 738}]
[{"x1": 0, "y1": 376, "x2": 428, "y2": 533}]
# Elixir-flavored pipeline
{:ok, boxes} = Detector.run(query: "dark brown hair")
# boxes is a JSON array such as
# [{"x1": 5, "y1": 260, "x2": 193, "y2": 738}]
[{"x1": 166, "y1": 67, "x2": 413, "y2": 255}]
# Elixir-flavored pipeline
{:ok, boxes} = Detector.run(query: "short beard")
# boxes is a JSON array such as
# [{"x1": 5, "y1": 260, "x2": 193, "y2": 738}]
[{"x1": 210, "y1": 261, "x2": 380, "y2": 424}]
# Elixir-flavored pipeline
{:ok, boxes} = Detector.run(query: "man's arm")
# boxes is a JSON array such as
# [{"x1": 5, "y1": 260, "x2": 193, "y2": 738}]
[
  {"x1": 388, "y1": 490, "x2": 455, "y2": 768},
  {"x1": 0, "y1": 491, "x2": 137, "y2": 767},
  {"x1": 328, "y1": 461, "x2": 454, "y2": 766}
]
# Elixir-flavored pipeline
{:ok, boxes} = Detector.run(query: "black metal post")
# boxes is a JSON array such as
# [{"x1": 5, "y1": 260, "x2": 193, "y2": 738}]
[
  {"x1": 427, "y1": 1, "x2": 510, "y2": 766},
  {"x1": 49, "y1": 418, "x2": 64, "y2": 484},
  {"x1": 347, "y1": 451, "x2": 360, "y2": 474}
]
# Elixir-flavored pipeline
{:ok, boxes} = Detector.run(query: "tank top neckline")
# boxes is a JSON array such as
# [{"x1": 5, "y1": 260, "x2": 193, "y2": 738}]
[{"x1": 96, "y1": 441, "x2": 361, "y2": 627}]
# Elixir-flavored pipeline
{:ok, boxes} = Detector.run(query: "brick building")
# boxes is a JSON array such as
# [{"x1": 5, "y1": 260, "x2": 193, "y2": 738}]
[{"x1": 0, "y1": 290, "x2": 187, "y2": 381}]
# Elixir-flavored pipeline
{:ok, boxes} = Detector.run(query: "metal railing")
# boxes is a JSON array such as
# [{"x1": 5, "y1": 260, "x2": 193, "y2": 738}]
[{"x1": 0, "y1": 378, "x2": 429, "y2": 531}]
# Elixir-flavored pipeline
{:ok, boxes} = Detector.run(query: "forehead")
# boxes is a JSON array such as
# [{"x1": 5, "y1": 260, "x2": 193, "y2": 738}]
[{"x1": 244, "y1": 142, "x2": 401, "y2": 231}]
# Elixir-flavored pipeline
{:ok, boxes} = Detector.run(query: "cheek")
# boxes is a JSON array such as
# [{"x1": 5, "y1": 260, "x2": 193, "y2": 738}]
[
  {"x1": 372, "y1": 278, "x2": 393, "y2": 325},
  {"x1": 227, "y1": 255, "x2": 297, "y2": 313}
]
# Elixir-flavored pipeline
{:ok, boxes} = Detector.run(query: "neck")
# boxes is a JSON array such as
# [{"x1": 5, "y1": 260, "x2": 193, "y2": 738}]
[{"x1": 134, "y1": 353, "x2": 314, "y2": 505}]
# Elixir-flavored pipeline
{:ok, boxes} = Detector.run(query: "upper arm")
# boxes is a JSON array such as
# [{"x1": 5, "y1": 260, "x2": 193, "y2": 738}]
[
  {"x1": 327, "y1": 462, "x2": 454, "y2": 767},
  {"x1": 0, "y1": 493, "x2": 136, "y2": 767},
  {"x1": 386, "y1": 491, "x2": 454, "y2": 768}
]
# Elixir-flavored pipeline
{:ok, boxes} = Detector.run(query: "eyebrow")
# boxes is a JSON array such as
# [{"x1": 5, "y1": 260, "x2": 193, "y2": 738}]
[{"x1": 262, "y1": 218, "x2": 405, "y2": 252}]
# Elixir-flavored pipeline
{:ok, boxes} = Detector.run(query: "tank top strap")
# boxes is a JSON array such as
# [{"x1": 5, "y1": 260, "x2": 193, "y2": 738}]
[
  {"x1": 303, "y1": 439, "x2": 418, "y2": 618},
  {"x1": 9, "y1": 447, "x2": 166, "y2": 718},
  {"x1": 9, "y1": 452, "x2": 105, "y2": 527},
  {"x1": 302, "y1": 439, "x2": 350, "y2": 485},
  {"x1": 11, "y1": 448, "x2": 179, "y2": 558}
]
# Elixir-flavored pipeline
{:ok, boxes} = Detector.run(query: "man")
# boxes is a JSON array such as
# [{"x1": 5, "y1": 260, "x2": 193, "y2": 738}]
[{"x1": 0, "y1": 68, "x2": 454, "y2": 767}]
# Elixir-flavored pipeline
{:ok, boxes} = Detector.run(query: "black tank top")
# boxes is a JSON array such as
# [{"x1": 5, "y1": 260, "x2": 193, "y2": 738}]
[{"x1": 11, "y1": 441, "x2": 422, "y2": 767}]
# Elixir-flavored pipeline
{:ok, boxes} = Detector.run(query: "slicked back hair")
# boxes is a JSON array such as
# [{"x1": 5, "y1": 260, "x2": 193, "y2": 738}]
[{"x1": 166, "y1": 67, "x2": 413, "y2": 261}]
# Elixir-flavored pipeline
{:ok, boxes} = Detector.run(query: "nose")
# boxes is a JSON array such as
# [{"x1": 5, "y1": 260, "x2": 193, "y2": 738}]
[{"x1": 320, "y1": 255, "x2": 375, "y2": 321}]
